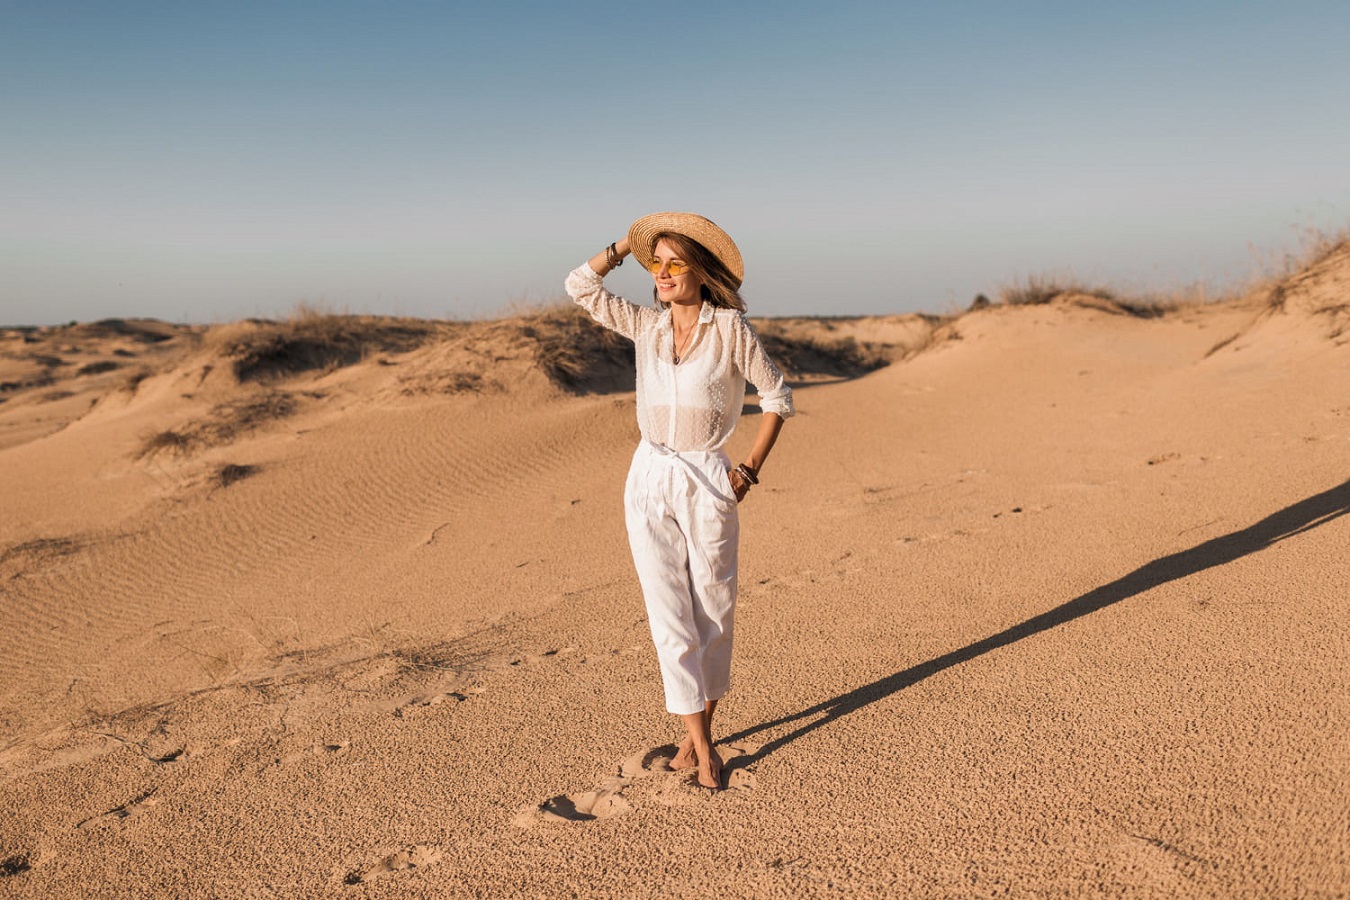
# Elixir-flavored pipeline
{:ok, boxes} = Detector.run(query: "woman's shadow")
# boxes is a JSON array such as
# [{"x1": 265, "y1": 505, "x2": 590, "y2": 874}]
[{"x1": 722, "y1": 478, "x2": 1349, "y2": 762}]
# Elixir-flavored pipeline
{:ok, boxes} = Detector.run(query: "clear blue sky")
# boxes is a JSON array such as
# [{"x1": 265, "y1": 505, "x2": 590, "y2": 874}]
[{"x1": 3, "y1": 0, "x2": 1349, "y2": 325}]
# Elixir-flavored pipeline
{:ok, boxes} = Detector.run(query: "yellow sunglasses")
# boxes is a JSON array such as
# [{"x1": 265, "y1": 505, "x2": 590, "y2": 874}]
[{"x1": 647, "y1": 260, "x2": 688, "y2": 277}]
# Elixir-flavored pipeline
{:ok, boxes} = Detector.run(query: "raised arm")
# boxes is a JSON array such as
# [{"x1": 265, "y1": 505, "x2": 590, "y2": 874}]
[
  {"x1": 565, "y1": 237, "x2": 654, "y2": 341},
  {"x1": 587, "y1": 237, "x2": 631, "y2": 279}
]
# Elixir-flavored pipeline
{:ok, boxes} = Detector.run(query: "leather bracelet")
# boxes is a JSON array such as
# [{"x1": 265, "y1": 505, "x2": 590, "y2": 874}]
[{"x1": 736, "y1": 463, "x2": 759, "y2": 485}]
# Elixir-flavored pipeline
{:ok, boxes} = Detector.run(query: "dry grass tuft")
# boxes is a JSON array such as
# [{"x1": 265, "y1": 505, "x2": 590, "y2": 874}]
[
  {"x1": 1248, "y1": 227, "x2": 1350, "y2": 311},
  {"x1": 139, "y1": 430, "x2": 195, "y2": 458},
  {"x1": 138, "y1": 391, "x2": 297, "y2": 458},
  {"x1": 997, "y1": 276, "x2": 1197, "y2": 319},
  {"x1": 122, "y1": 368, "x2": 152, "y2": 394},
  {"x1": 398, "y1": 371, "x2": 499, "y2": 396},
  {"x1": 756, "y1": 332, "x2": 893, "y2": 380},
  {"x1": 525, "y1": 304, "x2": 635, "y2": 393},
  {"x1": 0, "y1": 536, "x2": 80, "y2": 567},
  {"x1": 0, "y1": 374, "x2": 55, "y2": 393},
  {"x1": 76, "y1": 360, "x2": 123, "y2": 377},
  {"x1": 391, "y1": 640, "x2": 492, "y2": 676},
  {"x1": 1108, "y1": 296, "x2": 1181, "y2": 319},
  {"x1": 1000, "y1": 276, "x2": 1117, "y2": 307},
  {"x1": 214, "y1": 463, "x2": 260, "y2": 488},
  {"x1": 216, "y1": 306, "x2": 437, "y2": 383}
]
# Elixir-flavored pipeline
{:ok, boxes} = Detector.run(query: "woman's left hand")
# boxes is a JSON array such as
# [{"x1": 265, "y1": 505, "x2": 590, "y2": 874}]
[{"x1": 729, "y1": 468, "x2": 750, "y2": 503}]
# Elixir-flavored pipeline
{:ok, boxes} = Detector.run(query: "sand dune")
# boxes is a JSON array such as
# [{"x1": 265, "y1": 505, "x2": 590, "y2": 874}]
[{"x1": 1, "y1": 248, "x2": 1346, "y2": 897}]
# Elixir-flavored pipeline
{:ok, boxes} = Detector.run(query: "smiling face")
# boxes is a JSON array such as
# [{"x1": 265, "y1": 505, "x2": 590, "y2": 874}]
[{"x1": 650, "y1": 238, "x2": 705, "y2": 308}]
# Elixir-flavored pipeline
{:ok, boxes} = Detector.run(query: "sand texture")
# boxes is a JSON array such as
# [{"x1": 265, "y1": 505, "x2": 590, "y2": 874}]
[{"x1": 1, "y1": 248, "x2": 1347, "y2": 898}]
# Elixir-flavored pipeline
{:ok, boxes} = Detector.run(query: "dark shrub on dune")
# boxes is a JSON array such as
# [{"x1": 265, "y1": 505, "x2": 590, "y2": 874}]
[{"x1": 223, "y1": 311, "x2": 436, "y2": 383}]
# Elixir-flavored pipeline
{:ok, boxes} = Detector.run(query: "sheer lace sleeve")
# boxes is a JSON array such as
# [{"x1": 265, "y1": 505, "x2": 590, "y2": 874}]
[
  {"x1": 564, "y1": 263, "x2": 655, "y2": 342},
  {"x1": 730, "y1": 313, "x2": 795, "y2": 419}
]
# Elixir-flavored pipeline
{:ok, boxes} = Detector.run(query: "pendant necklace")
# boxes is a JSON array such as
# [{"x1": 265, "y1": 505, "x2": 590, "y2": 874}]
[{"x1": 673, "y1": 323, "x2": 695, "y2": 364}]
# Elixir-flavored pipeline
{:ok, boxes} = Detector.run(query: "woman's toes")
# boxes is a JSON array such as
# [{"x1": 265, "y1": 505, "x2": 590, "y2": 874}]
[
  {"x1": 697, "y1": 752, "x2": 724, "y2": 790},
  {"x1": 670, "y1": 738, "x2": 696, "y2": 770}
]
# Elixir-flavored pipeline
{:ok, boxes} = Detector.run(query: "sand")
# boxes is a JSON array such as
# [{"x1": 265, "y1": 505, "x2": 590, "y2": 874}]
[{"x1": 1, "y1": 246, "x2": 1347, "y2": 898}]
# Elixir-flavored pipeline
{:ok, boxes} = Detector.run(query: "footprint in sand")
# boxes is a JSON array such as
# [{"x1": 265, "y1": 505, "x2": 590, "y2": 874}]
[
  {"x1": 1, "y1": 854, "x2": 33, "y2": 878},
  {"x1": 516, "y1": 741, "x2": 759, "y2": 827},
  {"x1": 391, "y1": 689, "x2": 467, "y2": 718},
  {"x1": 514, "y1": 775, "x2": 633, "y2": 828},
  {"x1": 725, "y1": 768, "x2": 757, "y2": 790},
  {"x1": 75, "y1": 788, "x2": 160, "y2": 830},
  {"x1": 280, "y1": 740, "x2": 349, "y2": 765},
  {"x1": 718, "y1": 741, "x2": 761, "y2": 792},
  {"x1": 619, "y1": 745, "x2": 677, "y2": 778},
  {"x1": 340, "y1": 845, "x2": 444, "y2": 885}
]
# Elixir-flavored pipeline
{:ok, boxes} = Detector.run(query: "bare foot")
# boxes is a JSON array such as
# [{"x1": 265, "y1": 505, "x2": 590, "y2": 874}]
[
  {"x1": 670, "y1": 736, "x2": 696, "y2": 771},
  {"x1": 697, "y1": 746, "x2": 723, "y2": 790}
]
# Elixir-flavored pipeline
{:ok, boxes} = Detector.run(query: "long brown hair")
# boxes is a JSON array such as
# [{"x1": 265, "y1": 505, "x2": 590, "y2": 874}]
[{"x1": 649, "y1": 232, "x2": 747, "y2": 312}]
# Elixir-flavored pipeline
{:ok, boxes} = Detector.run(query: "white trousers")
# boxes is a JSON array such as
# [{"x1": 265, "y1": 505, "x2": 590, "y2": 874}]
[{"x1": 624, "y1": 440, "x2": 740, "y2": 716}]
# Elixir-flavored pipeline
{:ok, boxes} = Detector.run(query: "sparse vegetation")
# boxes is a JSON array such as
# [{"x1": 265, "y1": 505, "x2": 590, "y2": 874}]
[
  {"x1": 122, "y1": 368, "x2": 152, "y2": 393},
  {"x1": 138, "y1": 391, "x2": 297, "y2": 458},
  {"x1": 0, "y1": 375, "x2": 55, "y2": 393},
  {"x1": 76, "y1": 360, "x2": 122, "y2": 376},
  {"x1": 216, "y1": 306, "x2": 437, "y2": 382},
  {"x1": 526, "y1": 304, "x2": 635, "y2": 393},
  {"x1": 399, "y1": 371, "x2": 498, "y2": 396},
  {"x1": 999, "y1": 276, "x2": 1117, "y2": 307},
  {"x1": 139, "y1": 430, "x2": 195, "y2": 457},
  {"x1": 214, "y1": 463, "x2": 259, "y2": 488},
  {"x1": 994, "y1": 275, "x2": 1199, "y2": 319},
  {"x1": 0, "y1": 536, "x2": 80, "y2": 567},
  {"x1": 756, "y1": 332, "x2": 892, "y2": 380}
]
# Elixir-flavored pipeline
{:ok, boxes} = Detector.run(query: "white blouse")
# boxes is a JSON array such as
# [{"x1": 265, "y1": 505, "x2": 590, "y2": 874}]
[{"x1": 565, "y1": 263, "x2": 795, "y2": 453}]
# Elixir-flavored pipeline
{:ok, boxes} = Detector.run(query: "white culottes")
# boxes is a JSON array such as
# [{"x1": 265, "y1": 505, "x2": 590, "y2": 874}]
[{"x1": 624, "y1": 440, "x2": 740, "y2": 716}]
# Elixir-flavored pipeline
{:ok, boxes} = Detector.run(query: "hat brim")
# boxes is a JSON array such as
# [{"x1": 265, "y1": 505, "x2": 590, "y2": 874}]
[{"x1": 627, "y1": 212, "x2": 744, "y2": 289}]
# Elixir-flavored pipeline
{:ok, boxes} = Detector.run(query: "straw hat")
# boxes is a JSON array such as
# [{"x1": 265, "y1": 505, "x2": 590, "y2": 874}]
[{"x1": 627, "y1": 212, "x2": 744, "y2": 289}]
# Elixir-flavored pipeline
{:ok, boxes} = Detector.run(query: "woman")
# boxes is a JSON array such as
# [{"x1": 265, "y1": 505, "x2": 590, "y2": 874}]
[{"x1": 564, "y1": 212, "x2": 793, "y2": 789}]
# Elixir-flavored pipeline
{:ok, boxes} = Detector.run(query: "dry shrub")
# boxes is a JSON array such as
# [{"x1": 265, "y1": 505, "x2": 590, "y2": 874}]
[
  {"x1": 399, "y1": 371, "x2": 498, "y2": 396},
  {"x1": 1107, "y1": 296, "x2": 1178, "y2": 319},
  {"x1": 998, "y1": 276, "x2": 1192, "y2": 319},
  {"x1": 138, "y1": 391, "x2": 297, "y2": 458},
  {"x1": 122, "y1": 368, "x2": 152, "y2": 393},
  {"x1": 139, "y1": 430, "x2": 195, "y2": 457},
  {"x1": 1237, "y1": 226, "x2": 1350, "y2": 314},
  {"x1": 1000, "y1": 275, "x2": 1117, "y2": 307},
  {"x1": 526, "y1": 304, "x2": 635, "y2": 393},
  {"x1": 65, "y1": 318, "x2": 179, "y2": 344},
  {"x1": 0, "y1": 374, "x2": 54, "y2": 392},
  {"x1": 0, "y1": 536, "x2": 80, "y2": 567},
  {"x1": 756, "y1": 332, "x2": 891, "y2": 380},
  {"x1": 218, "y1": 306, "x2": 437, "y2": 382},
  {"x1": 214, "y1": 463, "x2": 259, "y2": 488},
  {"x1": 76, "y1": 360, "x2": 122, "y2": 376}
]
